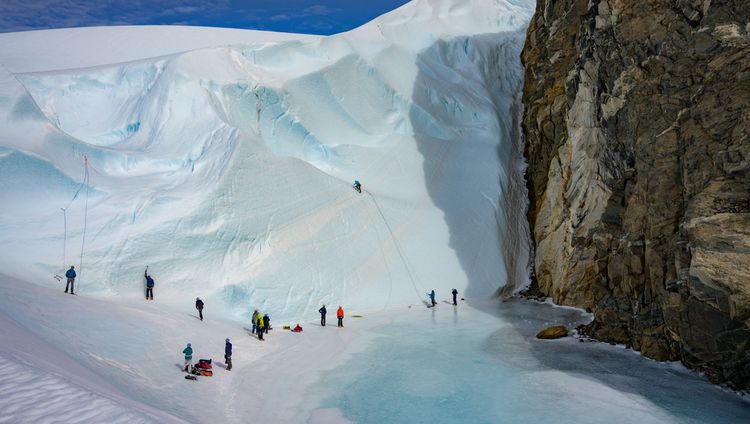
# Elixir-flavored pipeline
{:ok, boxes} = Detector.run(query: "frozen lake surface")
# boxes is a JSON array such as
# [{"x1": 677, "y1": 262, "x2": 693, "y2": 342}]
[{"x1": 318, "y1": 299, "x2": 750, "y2": 424}]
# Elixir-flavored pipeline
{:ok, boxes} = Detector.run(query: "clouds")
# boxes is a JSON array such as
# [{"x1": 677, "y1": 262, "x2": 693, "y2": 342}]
[
  {"x1": 268, "y1": 5, "x2": 341, "y2": 23},
  {"x1": 0, "y1": 0, "x2": 408, "y2": 35}
]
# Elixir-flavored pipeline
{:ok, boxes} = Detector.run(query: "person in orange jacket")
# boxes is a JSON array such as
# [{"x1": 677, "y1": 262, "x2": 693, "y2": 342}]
[{"x1": 337, "y1": 306, "x2": 344, "y2": 327}]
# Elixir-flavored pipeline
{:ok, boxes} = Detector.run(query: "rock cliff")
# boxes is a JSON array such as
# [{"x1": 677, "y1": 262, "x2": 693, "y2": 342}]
[{"x1": 521, "y1": 0, "x2": 749, "y2": 389}]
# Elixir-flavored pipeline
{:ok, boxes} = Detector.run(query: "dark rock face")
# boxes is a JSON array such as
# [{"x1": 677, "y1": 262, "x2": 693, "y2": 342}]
[{"x1": 521, "y1": 0, "x2": 750, "y2": 389}]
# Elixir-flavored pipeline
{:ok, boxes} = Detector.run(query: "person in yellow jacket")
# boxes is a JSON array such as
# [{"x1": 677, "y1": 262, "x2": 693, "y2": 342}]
[{"x1": 256, "y1": 312, "x2": 265, "y2": 340}]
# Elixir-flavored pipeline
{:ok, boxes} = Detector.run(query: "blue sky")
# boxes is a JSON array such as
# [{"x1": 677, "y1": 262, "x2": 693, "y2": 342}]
[{"x1": 0, "y1": 1, "x2": 411, "y2": 35}]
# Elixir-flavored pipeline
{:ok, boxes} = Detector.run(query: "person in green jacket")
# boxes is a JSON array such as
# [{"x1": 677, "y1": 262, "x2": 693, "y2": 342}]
[
  {"x1": 256, "y1": 313, "x2": 265, "y2": 340},
  {"x1": 183, "y1": 343, "x2": 193, "y2": 372}
]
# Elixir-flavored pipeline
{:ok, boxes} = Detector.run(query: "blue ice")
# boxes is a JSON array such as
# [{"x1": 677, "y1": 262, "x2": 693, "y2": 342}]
[{"x1": 320, "y1": 300, "x2": 750, "y2": 424}]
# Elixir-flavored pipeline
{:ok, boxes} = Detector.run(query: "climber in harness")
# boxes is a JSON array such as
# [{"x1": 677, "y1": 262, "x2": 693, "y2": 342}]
[
  {"x1": 353, "y1": 180, "x2": 362, "y2": 194},
  {"x1": 64, "y1": 265, "x2": 76, "y2": 295},
  {"x1": 144, "y1": 267, "x2": 155, "y2": 300}
]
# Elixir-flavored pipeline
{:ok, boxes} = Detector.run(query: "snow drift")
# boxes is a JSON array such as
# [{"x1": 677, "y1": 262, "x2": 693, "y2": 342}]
[{"x1": 0, "y1": 0, "x2": 535, "y2": 320}]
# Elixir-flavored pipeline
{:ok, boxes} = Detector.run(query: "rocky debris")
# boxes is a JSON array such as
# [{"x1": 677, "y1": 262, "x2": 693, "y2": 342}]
[
  {"x1": 536, "y1": 325, "x2": 569, "y2": 339},
  {"x1": 521, "y1": 0, "x2": 750, "y2": 389}
]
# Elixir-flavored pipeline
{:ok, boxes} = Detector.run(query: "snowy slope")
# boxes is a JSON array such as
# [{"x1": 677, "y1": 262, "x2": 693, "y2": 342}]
[
  {"x1": 0, "y1": 0, "x2": 534, "y2": 321},
  {"x1": 0, "y1": 281, "x2": 185, "y2": 423},
  {"x1": 0, "y1": 26, "x2": 316, "y2": 73},
  {"x1": 0, "y1": 273, "x2": 367, "y2": 423}
]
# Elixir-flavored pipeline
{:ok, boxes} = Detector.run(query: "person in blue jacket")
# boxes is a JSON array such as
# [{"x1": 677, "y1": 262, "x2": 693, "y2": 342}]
[
  {"x1": 318, "y1": 305, "x2": 327, "y2": 326},
  {"x1": 64, "y1": 265, "x2": 76, "y2": 295},
  {"x1": 224, "y1": 338, "x2": 232, "y2": 371},
  {"x1": 429, "y1": 290, "x2": 436, "y2": 307},
  {"x1": 144, "y1": 268, "x2": 155, "y2": 300}
]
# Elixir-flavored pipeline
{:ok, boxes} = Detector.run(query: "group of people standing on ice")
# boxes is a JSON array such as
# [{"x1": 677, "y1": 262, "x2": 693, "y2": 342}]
[
  {"x1": 182, "y1": 338, "x2": 232, "y2": 373},
  {"x1": 318, "y1": 305, "x2": 345, "y2": 327},
  {"x1": 60, "y1": 263, "x2": 467, "y2": 381},
  {"x1": 250, "y1": 309, "x2": 271, "y2": 340},
  {"x1": 428, "y1": 288, "x2": 460, "y2": 307}
]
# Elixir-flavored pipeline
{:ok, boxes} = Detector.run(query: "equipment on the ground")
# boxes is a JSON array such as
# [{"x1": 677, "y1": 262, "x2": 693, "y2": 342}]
[
  {"x1": 192, "y1": 359, "x2": 213, "y2": 377},
  {"x1": 185, "y1": 375, "x2": 197, "y2": 381}
]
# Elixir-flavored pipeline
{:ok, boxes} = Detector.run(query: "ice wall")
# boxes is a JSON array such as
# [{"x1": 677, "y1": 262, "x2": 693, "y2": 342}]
[{"x1": 0, "y1": 0, "x2": 535, "y2": 319}]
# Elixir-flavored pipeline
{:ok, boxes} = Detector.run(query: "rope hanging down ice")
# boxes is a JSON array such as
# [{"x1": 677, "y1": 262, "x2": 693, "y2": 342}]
[
  {"x1": 79, "y1": 155, "x2": 90, "y2": 287},
  {"x1": 364, "y1": 190, "x2": 425, "y2": 302},
  {"x1": 57, "y1": 155, "x2": 90, "y2": 287}
]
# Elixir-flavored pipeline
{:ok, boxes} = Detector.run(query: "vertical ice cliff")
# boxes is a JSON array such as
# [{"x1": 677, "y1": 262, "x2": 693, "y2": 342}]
[{"x1": 522, "y1": 0, "x2": 750, "y2": 388}]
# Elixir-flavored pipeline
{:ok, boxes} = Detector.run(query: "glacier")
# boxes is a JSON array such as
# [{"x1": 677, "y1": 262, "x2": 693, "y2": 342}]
[
  {"x1": 1, "y1": 0, "x2": 749, "y2": 423},
  {"x1": 0, "y1": 0, "x2": 534, "y2": 320}
]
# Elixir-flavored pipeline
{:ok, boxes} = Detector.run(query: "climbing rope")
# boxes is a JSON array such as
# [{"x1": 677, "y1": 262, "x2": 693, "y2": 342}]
[
  {"x1": 364, "y1": 190, "x2": 425, "y2": 302},
  {"x1": 59, "y1": 207, "x2": 67, "y2": 277},
  {"x1": 56, "y1": 155, "x2": 90, "y2": 286},
  {"x1": 78, "y1": 155, "x2": 90, "y2": 287}
]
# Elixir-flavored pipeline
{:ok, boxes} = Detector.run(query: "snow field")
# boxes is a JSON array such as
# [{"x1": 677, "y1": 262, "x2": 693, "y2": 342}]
[
  {"x1": 0, "y1": 287, "x2": 185, "y2": 423},
  {"x1": 0, "y1": 274, "x2": 382, "y2": 423},
  {"x1": 0, "y1": 356, "x2": 167, "y2": 424},
  {"x1": 3, "y1": 274, "x2": 747, "y2": 424}
]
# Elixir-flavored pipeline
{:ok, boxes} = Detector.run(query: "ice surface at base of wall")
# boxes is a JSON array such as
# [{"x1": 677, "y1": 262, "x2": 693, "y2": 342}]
[
  {"x1": 319, "y1": 300, "x2": 750, "y2": 424},
  {"x1": 0, "y1": 0, "x2": 536, "y2": 320}
]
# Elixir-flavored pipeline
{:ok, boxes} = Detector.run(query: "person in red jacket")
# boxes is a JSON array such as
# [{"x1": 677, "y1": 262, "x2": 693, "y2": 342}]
[{"x1": 337, "y1": 306, "x2": 344, "y2": 327}]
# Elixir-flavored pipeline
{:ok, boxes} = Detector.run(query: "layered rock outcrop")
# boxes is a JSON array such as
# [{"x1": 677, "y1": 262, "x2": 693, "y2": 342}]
[{"x1": 521, "y1": 0, "x2": 750, "y2": 389}]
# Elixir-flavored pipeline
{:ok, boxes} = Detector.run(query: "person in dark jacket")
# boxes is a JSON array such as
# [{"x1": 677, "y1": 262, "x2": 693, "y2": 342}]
[
  {"x1": 144, "y1": 268, "x2": 155, "y2": 300},
  {"x1": 64, "y1": 265, "x2": 76, "y2": 294},
  {"x1": 319, "y1": 305, "x2": 327, "y2": 326},
  {"x1": 429, "y1": 290, "x2": 436, "y2": 307},
  {"x1": 262, "y1": 313, "x2": 270, "y2": 334},
  {"x1": 196, "y1": 297, "x2": 204, "y2": 320},
  {"x1": 224, "y1": 338, "x2": 232, "y2": 371},
  {"x1": 251, "y1": 309, "x2": 259, "y2": 334},
  {"x1": 452, "y1": 288, "x2": 458, "y2": 306}
]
